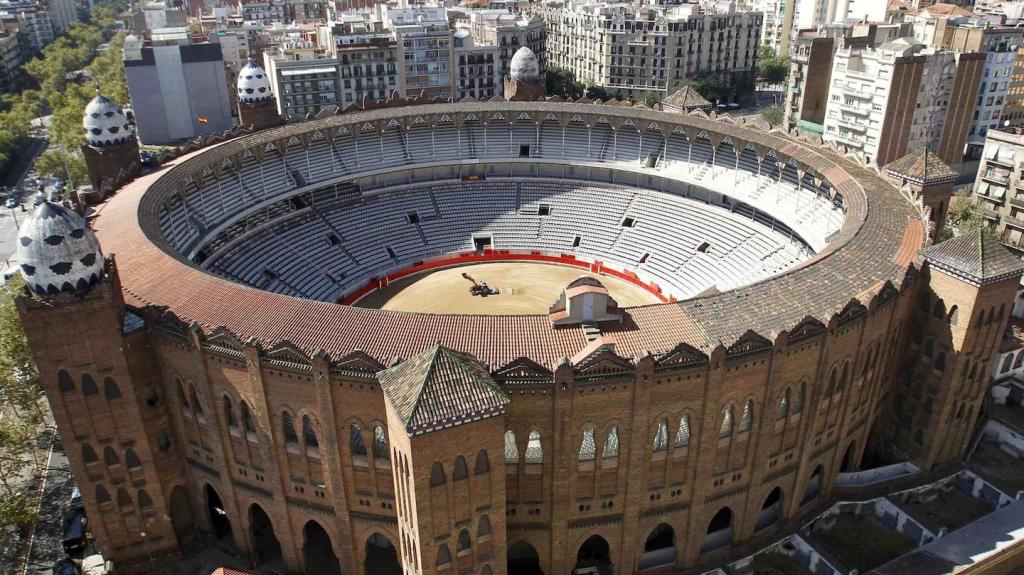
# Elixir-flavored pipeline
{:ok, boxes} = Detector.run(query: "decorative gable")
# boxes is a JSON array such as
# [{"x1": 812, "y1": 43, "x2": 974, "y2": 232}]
[
  {"x1": 204, "y1": 327, "x2": 246, "y2": 356},
  {"x1": 331, "y1": 350, "x2": 385, "y2": 374},
  {"x1": 655, "y1": 342, "x2": 709, "y2": 371},
  {"x1": 574, "y1": 349, "x2": 634, "y2": 380},
  {"x1": 786, "y1": 316, "x2": 826, "y2": 344},
  {"x1": 725, "y1": 330, "x2": 772, "y2": 358},
  {"x1": 493, "y1": 357, "x2": 553, "y2": 385},
  {"x1": 263, "y1": 340, "x2": 312, "y2": 369}
]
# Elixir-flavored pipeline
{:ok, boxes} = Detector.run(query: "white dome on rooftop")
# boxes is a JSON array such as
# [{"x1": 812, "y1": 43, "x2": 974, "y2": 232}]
[
  {"x1": 16, "y1": 201, "x2": 104, "y2": 296},
  {"x1": 509, "y1": 46, "x2": 540, "y2": 84},
  {"x1": 238, "y1": 59, "x2": 273, "y2": 104},
  {"x1": 82, "y1": 93, "x2": 132, "y2": 148}
]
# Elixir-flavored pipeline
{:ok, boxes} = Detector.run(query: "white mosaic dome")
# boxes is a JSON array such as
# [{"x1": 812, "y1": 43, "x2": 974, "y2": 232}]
[
  {"x1": 238, "y1": 60, "x2": 273, "y2": 104},
  {"x1": 16, "y1": 201, "x2": 104, "y2": 296},
  {"x1": 82, "y1": 94, "x2": 132, "y2": 148},
  {"x1": 510, "y1": 46, "x2": 541, "y2": 84}
]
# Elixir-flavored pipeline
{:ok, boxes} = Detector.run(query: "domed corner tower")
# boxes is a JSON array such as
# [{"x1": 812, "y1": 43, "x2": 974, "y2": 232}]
[
  {"x1": 236, "y1": 59, "x2": 281, "y2": 132},
  {"x1": 376, "y1": 344, "x2": 511, "y2": 575},
  {"x1": 504, "y1": 46, "x2": 545, "y2": 102},
  {"x1": 893, "y1": 230, "x2": 1024, "y2": 471},
  {"x1": 12, "y1": 202, "x2": 186, "y2": 572},
  {"x1": 885, "y1": 146, "x2": 959, "y2": 245},
  {"x1": 81, "y1": 90, "x2": 140, "y2": 205}
]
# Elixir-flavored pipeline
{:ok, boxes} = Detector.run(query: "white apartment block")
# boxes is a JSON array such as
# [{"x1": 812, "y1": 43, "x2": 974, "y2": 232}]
[
  {"x1": 797, "y1": 0, "x2": 885, "y2": 30},
  {"x1": 47, "y1": 0, "x2": 77, "y2": 33},
  {"x1": 385, "y1": 6, "x2": 453, "y2": 100},
  {"x1": 539, "y1": 2, "x2": 762, "y2": 98},
  {"x1": 823, "y1": 38, "x2": 956, "y2": 165},
  {"x1": 970, "y1": 48, "x2": 1016, "y2": 145}
]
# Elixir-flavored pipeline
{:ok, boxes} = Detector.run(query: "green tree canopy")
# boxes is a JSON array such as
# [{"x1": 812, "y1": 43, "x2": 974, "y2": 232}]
[
  {"x1": 684, "y1": 74, "x2": 728, "y2": 103},
  {"x1": 757, "y1": 46, "x2": 791, "y2": 86}
]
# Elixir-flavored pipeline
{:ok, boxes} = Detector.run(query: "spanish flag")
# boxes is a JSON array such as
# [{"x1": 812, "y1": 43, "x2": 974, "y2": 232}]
[{"x1": 197, "y1": 115, "x2": 208, "y2": 124}]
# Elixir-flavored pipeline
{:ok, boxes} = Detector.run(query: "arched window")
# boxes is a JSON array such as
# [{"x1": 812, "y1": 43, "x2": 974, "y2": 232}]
[
  {"x1": 453, "y1": 456, "x2": 468, "y2": 480},
  {"x1": 651, "y1": 419, "x2": 668, "y2": 452},
  {"x1": 82, "y1": 443, "x2": 98, "y2": 464},
  {"x1": 675, "y1": 415, "x2": 690, "y2": 447},
  {"x1": 1000, "y1": 355, "x2": 1012, "y2": 373},
  {"x1": 177, "y1": 379, "x2": 189, "y2": 409},
  {"x1": 932, "y1": 300, "x2": 944, "y2": 319},
  {"x1": 794, "y1": 382, "x2": 805, "y2": 413},
  {"x1": 436, "y1": 544, "x2": 451, "y2": 566},
  {"x1": 373, "y1": 425, "x2": 389, "y2": 461},
  {"x1": 603, "y1": 425, "x2": 619, "y2": 458},
  {"x1": 825, "y1": 368, "x2": 837, "y2": 398},
  {"x1": 241, "y1": 402, "x2": 255, "y2": 433},
  {"x1": 137, "y1": 489, "x2": 153, "y2": 508},
  {"x1": 719, "y1": 407, "x2": 734, "y2": 438},
  {"x1": 474, "y1": 450, "x2": 489, "y2": 474},
  {"x1": 579, "y1": 426, "x2": 596, "y2": 461},
  {"x1": 935, "y1": 352, "x2": 946, "y2": 373},
  {"x1": 778, "y1": 389, "x2": 790, "y2": 419},
  {"x1": 504, "y1": 430, "x2": 519, "y2": 463},
  {"x1": 57, "y1": 369, "x2": 74, "y2": 392},
  {"x1": 478, "y1": 515, "x2": 491, "y2": 537},
  {"x1": 223, "y1": 397, "x2": 237, "y2": 428},
  {"x1": 739, "y1": 400, "x2": 753, "y2": 432},
  {"x1": 95, "y1": 485, "x2": 111, "y2": 504},
  {"x1": 350, "y1": 423, "x2": 367, "y2": 456},
  {"x1": 525, "y1": 431, "x2": 543, "y2": 463},
  {"x1": 430, "y1": 462, "x2": 446, "y2": 487},
  {"x1": 125, "y1": 448, "x2": 141, "y2": 469},
  {"x1": 189, "y1": 385, "x2": 203, "y2": 415},
  {"x1": 82, "y1": 374, "x2": 98, "y2": 396},
  {"x1": 116, "y1": 487, "x2": 132, "y2": 507},
  {"x1": 103, "y1": 377, "x2": 121, "y2": 399},
  {"x1": 103, "y1": 445, "x2": 120, "y2": 466},
  {"x1": 303, "y1": 415, "x2": 319, "y2": 450},
  {"x1": 987, "y1": 307, "x2": 995, "y2": 325},
  {"x1": 458, "y1": 529, "x2": 471, "y2": 552},
  {"x1": 948, "y1": 305, "x2": 959, "y2": 325},
  {"x1": 282, "y1": 412, "x2": 298, "y2": 444},
  {"x1": 1015, "y1": 352, "x2": 1024, "y2": 370},
  {"x1": 838, "y1": 364, "x2": 849, "y2": 392}
]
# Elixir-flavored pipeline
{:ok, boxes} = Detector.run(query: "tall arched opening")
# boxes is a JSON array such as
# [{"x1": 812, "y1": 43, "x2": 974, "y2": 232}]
[
  {"x1": 204, "y1": 484, "x2": 233, "y2": 543},
  {"x1": 249, "y1": 504, "x2": 283, "y2": 569},
  {"x1": 639, "y1": 523, "x2": 675, "y2": 570},
  {"x1": 840, "y1": 441, "x2": 857, "y2": 473},
  {"x1": 508, "y1": 541, "x2": 543, "y2": 575},
  {"x1": 302, "y1": 520, "x2": 342, "y2": 575},
  {"x1": 801, "y1": 465, "x2": 824, "y2": 505},
  {"x1": 575, "y1": 535, "x2": 612, "y2": 574},
  {"x1": 365, "y1": 532, "x2": 401, "y2": 575},
  {"x1": 700, "y1": 508, "x2": 733, "y2": 554},
  {"x1": 168, "y1": 486, "x2": 193, "y2": 548},
  {"x1": 755, "y1": 487, "x2": 783, "y2": 531}
]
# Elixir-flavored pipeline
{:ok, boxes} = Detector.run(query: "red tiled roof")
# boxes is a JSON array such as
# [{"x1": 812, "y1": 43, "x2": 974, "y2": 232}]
[{"x1": 90, "y1": 102, "x2": 922, "y2": 368}]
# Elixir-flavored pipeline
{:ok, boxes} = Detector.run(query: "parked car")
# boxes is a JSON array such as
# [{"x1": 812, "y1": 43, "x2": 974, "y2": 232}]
[
  {"x1": 5, "y1": 197, "x2": 18, "y2": 208},
  {"x1": 61, "y1": 506, "x2": 88, "y2": 555}
]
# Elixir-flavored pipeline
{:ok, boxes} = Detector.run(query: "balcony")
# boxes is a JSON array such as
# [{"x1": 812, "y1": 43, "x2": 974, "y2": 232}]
[
  {"x1": 838, "y1": 102, "x2": 870, "y2": 115},
  {"x1": 982, "y1": 173, "x2": 1010, "y2": 186},
  {"x1": 1011, "y1": 197, "x2": 1024, "y2": 210},
  {"x1": 1004, "y1": 214, "x2": 1024, "y2": 229},
  {"x1": 982, "y1": 208, "x2": 1002, "y2": 222},
  {"x1": 834, "y1": 118, "x2": 867, "y2": 132}
]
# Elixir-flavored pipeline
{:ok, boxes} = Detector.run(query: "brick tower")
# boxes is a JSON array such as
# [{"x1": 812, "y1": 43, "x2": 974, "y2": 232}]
[
  {"x1": 377, "y1": 345, "x2": 510, "y2": 575},
  {"x1": 503, "y1": 46, "x2": 545, "y2": 102},
  {"x1": 885, "y1": 147, "x2": 959, "y2": 244},
  {"x1": 236, "y1": 59, "x2": 281, "y2": 132},
  {"x1": 889, "y1": 230, "x2": 1024, "y2": 470},
  {"x1": 81, "y1": 90, "x2": 140, "y2": 204},
  {"x1": 13, "y1": 202, "x2": 185, "y2": 571}
]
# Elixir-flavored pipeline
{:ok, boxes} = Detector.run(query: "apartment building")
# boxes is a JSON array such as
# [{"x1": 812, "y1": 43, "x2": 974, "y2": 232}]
[
  {"x1": 745, "y1": 0, "x2": 792, "y2": 54},
  {"x1": 0, "y1": 30, "x2": 24, "y2": 93},
  {"x1": 385, "y1": 6, "x2": 452, "y2": 99},
  {"x1": 973, "y1": 0, "x2": 1024, "y2": 24},
  {"x1": 1001, "y1": 46, "x2": 1024, "y2": 127},
  {"x1": 796, "y1": 0, "x2": 886, "y2": 30},
  {"x1": 45, "y1": 0, "x2": 76, "y2": 33},
  {"x1": 972, "y1": 128, "x2": 1024, "y2": 249},
  {"x1": 461, "y1": 10, "x2": 544, "y2": 96},
  {"x1": 822, "y1": 37, "x2": 984, "y2": 166},
  {"x1": 240, "y1": 0, "x2": 327, "y2": 25},
  {"x1": 453, "y1": 30, "x2": 498, "y2": 99},
  {"x1": 0, "y1": 2, "x2": 53, "y2": 52},
  {"x1": 540, "y1": 2, "x2": 762, "y2": 99},
  {"x1": 264, "y1": 16, "x2": 398, "y2": 119}
]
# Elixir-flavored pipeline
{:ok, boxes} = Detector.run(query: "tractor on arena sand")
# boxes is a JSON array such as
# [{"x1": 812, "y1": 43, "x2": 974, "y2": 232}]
[{"x1": 462, "y1": 272, "x2": 500, "y2": 297}]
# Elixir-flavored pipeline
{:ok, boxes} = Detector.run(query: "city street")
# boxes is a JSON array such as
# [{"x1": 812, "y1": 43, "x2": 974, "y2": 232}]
[{"x1": 0, "y1": 118, "x2": 51, "y2": 264}]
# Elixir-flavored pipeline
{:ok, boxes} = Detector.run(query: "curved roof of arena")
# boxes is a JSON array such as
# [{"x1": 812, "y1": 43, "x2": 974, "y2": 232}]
[{"x1": 92, "y1": 101, "x2": 924, "y2": 368}]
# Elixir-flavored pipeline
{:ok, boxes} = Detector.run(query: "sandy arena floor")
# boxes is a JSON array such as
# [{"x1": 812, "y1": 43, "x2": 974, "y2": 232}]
[{"x1": 353, "y1": 262, "x2": 660, "y2": 314}]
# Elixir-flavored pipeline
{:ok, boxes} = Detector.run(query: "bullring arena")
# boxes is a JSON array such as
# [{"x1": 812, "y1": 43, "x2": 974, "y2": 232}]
[{"x1": 15, "y1": 96, "x2": 1024, "y2": 575}]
